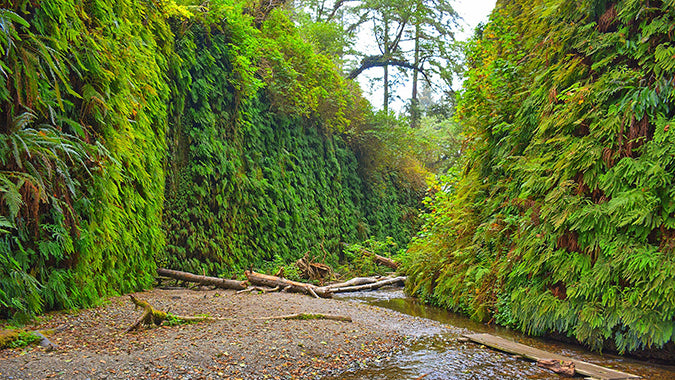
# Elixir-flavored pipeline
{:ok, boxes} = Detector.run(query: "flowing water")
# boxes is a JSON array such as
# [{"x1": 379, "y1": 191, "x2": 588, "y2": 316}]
[{"x1": 327, "y1": 289, "x2": 675, "y2": 380}]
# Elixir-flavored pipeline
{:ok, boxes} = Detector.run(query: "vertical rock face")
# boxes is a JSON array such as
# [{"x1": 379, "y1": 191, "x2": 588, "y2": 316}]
[{"x1": 405, "y1": 0, "x2": 675, "y2": 354}]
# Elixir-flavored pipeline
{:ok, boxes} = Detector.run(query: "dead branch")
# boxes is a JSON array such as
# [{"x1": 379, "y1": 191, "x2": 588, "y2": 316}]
[
  {"x1": 372, "y1": 253, "x2": 400, "y2": 270},
  {"x1": 245, "y1": 271, "x2": 332, "y2": 298},
  {"x1": 236, "y1": 286, "x2": 280, "y2": 294},
  {"x1": 341, "y1": 244, "x2": 400, "y2": 270},
  {"x1": 260, "y1": 313, "x2": 352, "y2": 322},
  {"x1": 348, "y1": 55, "x2": 431, "y2": 84},
  {"x1": 296, "y1": 252, "x2": 334, "y2": 282},
  {"x1": 125, "y1": 295, "x2": 218, "y2": 332},
  {"x1": 324, "y1": 276, "x2": 380, "y2": 289},
  {"x1": 308, "y1": 287, "x2": 319, "y2": 299}
]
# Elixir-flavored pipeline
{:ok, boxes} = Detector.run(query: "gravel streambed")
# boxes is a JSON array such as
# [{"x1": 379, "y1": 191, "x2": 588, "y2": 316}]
[{"x1": 0, "y1": 287, "x2": 446, "y2": 380}]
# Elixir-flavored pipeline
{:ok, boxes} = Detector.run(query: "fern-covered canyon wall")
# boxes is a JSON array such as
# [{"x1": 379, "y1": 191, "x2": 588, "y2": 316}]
[
  {"x1": 0, "y1": 0, "x2": 172, "y2": 320},
  {"x1": 405, "y1": 0, "x2": 675, "y2": 355},
  {"x1": 0, "y1": 0, "x2": 422, "y2": 320}
]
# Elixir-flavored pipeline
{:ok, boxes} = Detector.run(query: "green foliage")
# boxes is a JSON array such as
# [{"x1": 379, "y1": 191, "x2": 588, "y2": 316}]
[
  {"x1": 269, "y1": 254, "x2": 302, "y2": 282},
  {"x1": 342, "y1": 237, "x2": 399, "y2": 276},
  {"x1": 6, "y1": 330, "x2": 42, "y2": 348},
  {"x1": 406, "y1": 0, "x2": 675, "y2": 353},
  {"x1": 0, "y1": 328, "x2": 42, "y2": 348},
  {"x1": 0, "y1": 0, "x2": 424, "y2": 321},
  {"x1": 160, "y1": 3, "x2": 422, "y2": 278},
  {"x1": 1, "y1": 0, "x2": 173, "y2": 319},
  {"x1": 258, "y1": 9, "x2": 369, "y2": 132},
  {"x1": 162, "y1": 87, "x2": 418, "y2": 276}
]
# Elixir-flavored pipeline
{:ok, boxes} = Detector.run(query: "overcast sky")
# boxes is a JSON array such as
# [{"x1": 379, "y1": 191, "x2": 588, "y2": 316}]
[
  {"x1": 358, "y1": 0, "x2": 497, "y2": 112},
  {"x1": 454, "y1": 0, "x2": 498, "y2": 39}
]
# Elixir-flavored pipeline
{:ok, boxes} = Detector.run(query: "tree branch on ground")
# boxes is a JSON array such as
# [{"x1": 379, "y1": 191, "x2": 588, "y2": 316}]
[
  {"x1": 125, "y1": 295, "x2": 221, "y2": 332},
  {"x1": 260, "y1": 313, "x2": 352, "y2": 322}
]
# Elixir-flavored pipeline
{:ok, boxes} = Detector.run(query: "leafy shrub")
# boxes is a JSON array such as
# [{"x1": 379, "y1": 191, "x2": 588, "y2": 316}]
[{"x1": 342, "y1": 237, "x2": 399, "y2": 276}]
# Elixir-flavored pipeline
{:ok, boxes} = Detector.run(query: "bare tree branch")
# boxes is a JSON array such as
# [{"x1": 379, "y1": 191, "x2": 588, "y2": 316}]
[{"x1": 347, "y1": 55, "x2": 431, "y2": 83}]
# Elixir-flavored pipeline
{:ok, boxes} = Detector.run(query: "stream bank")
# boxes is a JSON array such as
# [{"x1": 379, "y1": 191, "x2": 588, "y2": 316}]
[
  {"x1": 331, "y1": 289, "x2": 675, "y2": 379},
  {"x1": 1, "y1": 287, "x2": 674, "y2": 379}
]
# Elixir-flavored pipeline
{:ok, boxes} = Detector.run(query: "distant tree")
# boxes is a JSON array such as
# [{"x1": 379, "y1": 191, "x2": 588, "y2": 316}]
[
  {"x1": 296, "y1": 0, "x2": 459, "y2": 116},
  {"x1": 407, "y1": 0, "x2": 458, "y2": 127}
]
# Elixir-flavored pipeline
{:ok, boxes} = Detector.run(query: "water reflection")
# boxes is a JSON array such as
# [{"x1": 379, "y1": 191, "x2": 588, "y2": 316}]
[{"x1": 328, "y1": 289, "x2": 675, "y2": 380}]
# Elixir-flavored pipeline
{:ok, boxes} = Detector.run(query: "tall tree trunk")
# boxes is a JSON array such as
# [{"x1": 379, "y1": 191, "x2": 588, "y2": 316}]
[
  {"x1": 383, "y1": 15, "x2": 390, "y2": 113},
  {"x1": 411, "y1": 24, "x2": 421, "y2": 128},
  {"x1": 384, "y1": 65, "x2": 389, "y2": 113}
]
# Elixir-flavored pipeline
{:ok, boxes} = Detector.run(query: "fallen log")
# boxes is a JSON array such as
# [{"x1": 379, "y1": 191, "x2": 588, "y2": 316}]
[
  {"x1": 156, "y1": 268, "x2": 247, "y2": 291},
  {"x1": 125, "y1": 295, "x2": 218, "y2": 332},
  {"x1": 537, "y1": 359, "x2": 575, "y2": 377},
  {"x1": 463, "y1": 333, "x2": 640, "y2": 379},
  {"x1": 324, "y1": 276, "x2": 380, "y2": 289},
  {"x1": 373, "y1": 253, "x2": 399, "y2": 270},
  {"x1": 330, "y1": 276, "x2": 406, "y2": 293},
  {"x1": 341, "y1": 243, "x2": 399, "y2": 270},
  {"x1": 260, "y1": 313, "x2": 352, "y2": 322},
  {"x1": 236, "y1": 286, "x2": 280, "y2": 294},
  {"x1": 245, "y1": 271, "x2": 332, "y2": 298}
]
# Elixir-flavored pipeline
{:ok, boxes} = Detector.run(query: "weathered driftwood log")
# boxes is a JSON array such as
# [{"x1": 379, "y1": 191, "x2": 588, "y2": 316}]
[
  {"x1": 125, "y1": 295, "x2": 216, "y2": 332},
  {"x1": 157, "y1": 268, "x2": 247, "y2": 290},
  {"x1": 236, "y1": 286, "x2": 280, "y2": 294},
  {"x1": 536, "y1": 359, "x2": 575, "y2": 377},
  {"x1": 330, "y1": 276, "x2": 406, "y2": 293},
  {"x1": 324, "y1": 276, "x2": 380, "y2": 289},
  {"x1": 260, "y1": 313, "x2": 352, "y2": 322},
  {"x1": 372, "y1": 253, "x2": 399, "y2": 270},
  {"x1": 245, "y1": 271, "x2": 332, "y2": 298}
]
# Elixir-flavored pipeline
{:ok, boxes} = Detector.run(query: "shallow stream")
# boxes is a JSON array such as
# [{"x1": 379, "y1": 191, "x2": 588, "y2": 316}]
[{"x1": 328, "y1": 289, "x2": 675, "y2": 379}]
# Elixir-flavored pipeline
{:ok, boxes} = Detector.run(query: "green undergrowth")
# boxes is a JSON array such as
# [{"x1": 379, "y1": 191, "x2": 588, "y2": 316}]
[
  {"x1": 160, "y1": 4, "x2": 421, "y2": 277},
  {"x1": 405, "y1": 0, "x2": 675, "y2": 354},
  {"x1": 341, "y1": 237, "x2": 402, "y2": 277},
  {"x1": 0, "y1": 328, "x2": 42, "y2": 349}
]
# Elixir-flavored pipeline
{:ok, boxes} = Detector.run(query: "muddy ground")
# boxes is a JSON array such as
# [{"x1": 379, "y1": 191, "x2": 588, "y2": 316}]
[{"x1": 0, "y1": 287, "x2": 446, "y2": 380}]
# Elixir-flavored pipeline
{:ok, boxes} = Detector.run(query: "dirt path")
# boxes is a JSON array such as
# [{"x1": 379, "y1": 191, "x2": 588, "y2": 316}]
[{"x1": 0, "y1": 288, "x2": 446, "y2": 379}]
